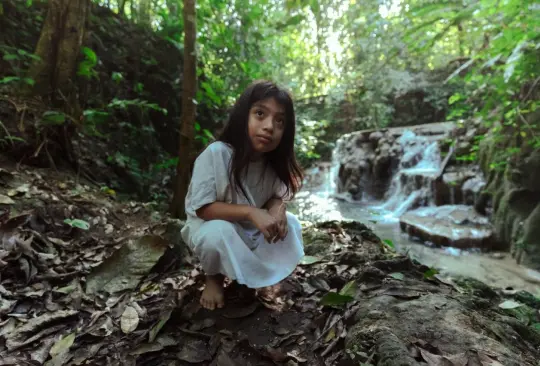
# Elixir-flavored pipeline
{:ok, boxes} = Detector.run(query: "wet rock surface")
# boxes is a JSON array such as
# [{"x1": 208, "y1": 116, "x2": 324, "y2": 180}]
[
  {"x1": 399, "y1": 205, "x2": 497, "y2": 249},
  {"x1": 335, "y1": 122, "x2": 454, "y2": 201},
  {"x1": 433, "y1": 165, "x2": 486, "y2": 207}
]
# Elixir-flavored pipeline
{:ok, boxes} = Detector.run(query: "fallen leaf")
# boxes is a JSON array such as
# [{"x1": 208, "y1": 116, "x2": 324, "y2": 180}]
[
  {"x1": 85, "y1": 235, "x2": 168, "y2": 295},
  {"x1": 104, "y1": 224, "x2": 114, "y2": 234},
  {"x1": 32, "y1": 337, "x2": 55, "y2": 364},
  {"x1": 320, "y1": 292, "x2": 354, "y2": 307},
  {"x1": 8, "y1": 183, "x2": 30, "y2": 197},
  {"x1": 149, "y1": 309, "x2": 172, "y2": 342},
  {"x1": 339, "y1": 280, "x2": 357, "y2": 297},
  {"x1": 434, "y1": 274, "x2": 465, "y2": 293},
  {"x1": 262, "y1": 346, "x2": 288, "y2": 362},
  {"x1": 190, "y1": 318, "x2": 215, "y2": 331},
  {"x1": 223, "y1": 301, "x2": 258, "y2": 319},
  {"x1": 498, "y1": 300, "x2": 522, "y2": 309},
  {"x1": 130, "y1": 342, "x2": 164, "y2": 356},
  {"x1": 383, "y1": 287, "x2": 421, "y2": 299},
  {"x1": 177, "y1": 340, "x2": 212, "y2": 363},
  {"x1": 121, "y1": 306, "x2": 139, "y2": 334},
  {"x1": 419, "y1": 348, "x2": 451, "y2": 365},
  {"x1": 0, "y1": 194, "x2": 15, "y2": 204},
  {"x1": 5, "y1": 310, "x2": 78, "y2": 350},
  {"x1": 300, "y1": 281, "x2": 317, "y2": 295},
  {"x1": 299, "y1": 255, "x2": 322, "y2": 265},
  {"x1": 477, "y1": 352, "x2": 505, "y2": 366},
  {"x1": 325, "y1": 327, "x2": 336, "y2": 342},
  {"x1": 213, "y1": 349, "x2": 236, "y2": 366},
  {"x1": 44, "y1": 350, "x2": 72, "y2": 366},
  {"x1": 64, "y1": 218, "x2": 90, "y2": 230},
  {"x1": 0, "y1": 318, "x2": 16, "y2": 337},
  {"x1": 70, "y1": 343, "x2": 103, "y2": 365},
  {"x1": 389, "y1": 272, "x2": 405, "y2": 280},
  {"x1": 50, "y1": 332, "x2": 76, "y2": 357},
  {"x1": 287, "y1": 349, "x2": 307, "y2": 363},
  {"x1": 335, "y1": 264, "x2": 349, "y2": 275},
  {"x1": 274, "y1": 327, "x2": 290, "y2": 336},
  {"x1": 308, "y1": 276, "x2": 330, "y2": 291}
]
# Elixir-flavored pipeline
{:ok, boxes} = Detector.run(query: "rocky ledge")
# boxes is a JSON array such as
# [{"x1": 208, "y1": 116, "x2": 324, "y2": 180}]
[{"x1": 335, "y1": 122, "x2": 454, "y2": 201}]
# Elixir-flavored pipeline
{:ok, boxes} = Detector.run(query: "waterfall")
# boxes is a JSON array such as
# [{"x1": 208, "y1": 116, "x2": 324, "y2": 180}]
[{"x1": 379, "y1": 130, "x2": 442, "y2": 218}]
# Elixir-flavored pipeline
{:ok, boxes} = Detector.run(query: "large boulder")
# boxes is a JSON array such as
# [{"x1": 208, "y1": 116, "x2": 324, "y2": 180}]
[{"x1": 399, "y1": 205, "x2": 498, "y2": 249}]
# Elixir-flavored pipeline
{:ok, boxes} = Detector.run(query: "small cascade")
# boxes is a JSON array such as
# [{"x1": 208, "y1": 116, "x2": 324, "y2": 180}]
[{"x1": 380, "y1": 130, "x2": 442, "y2": 218}]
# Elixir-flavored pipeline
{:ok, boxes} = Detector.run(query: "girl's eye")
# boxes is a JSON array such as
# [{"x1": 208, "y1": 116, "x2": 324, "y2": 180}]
[
  {"x1": 256, "y1": 110, "x2": 264, "y2": 117},
  {"x1": 276, "y1": 119, "x2": 284, "y2": 126}
]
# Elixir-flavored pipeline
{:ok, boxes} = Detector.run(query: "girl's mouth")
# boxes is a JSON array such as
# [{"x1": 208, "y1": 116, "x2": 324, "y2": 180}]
[{"x1": 256, "y1": 135, "x2": 272, "y2": 144}]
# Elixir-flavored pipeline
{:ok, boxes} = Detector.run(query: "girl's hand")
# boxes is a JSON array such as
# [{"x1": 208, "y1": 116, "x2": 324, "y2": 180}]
[
  {"x1": 268, "y1": 202, "x2": 287, "y2": 242},
  {"x1": 247, "y1": 208, "x2": 279, "y2": 243}
]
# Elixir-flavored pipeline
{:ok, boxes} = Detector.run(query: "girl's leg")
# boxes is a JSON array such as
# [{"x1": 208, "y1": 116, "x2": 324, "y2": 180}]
[
  {"x1": 201, "y1": 274, "x2": 225, "y2": 310},
  {"x1": 191, "y1": 219, "x2": 247, "y2": 310}
]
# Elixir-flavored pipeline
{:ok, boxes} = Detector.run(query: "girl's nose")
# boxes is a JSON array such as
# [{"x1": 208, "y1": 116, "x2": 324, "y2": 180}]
[{"x1": 262, "y1": 117, "x2": 274, "y2": 131}]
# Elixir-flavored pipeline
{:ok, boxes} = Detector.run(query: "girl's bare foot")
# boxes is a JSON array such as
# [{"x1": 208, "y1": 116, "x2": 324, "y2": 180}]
[{"x1": 200, "y1": 274, "x2": 225, "y2": 310}]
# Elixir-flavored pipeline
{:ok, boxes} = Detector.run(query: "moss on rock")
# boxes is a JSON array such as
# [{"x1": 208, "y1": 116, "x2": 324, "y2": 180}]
[{"x1": 478, "y1": 128, "x2": 540, "y2": 270}]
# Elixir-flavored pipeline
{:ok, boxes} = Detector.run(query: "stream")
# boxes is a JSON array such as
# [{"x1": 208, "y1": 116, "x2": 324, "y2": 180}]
[{"x1": 292, "y1": 134, "x2": 540, "y2": 295}]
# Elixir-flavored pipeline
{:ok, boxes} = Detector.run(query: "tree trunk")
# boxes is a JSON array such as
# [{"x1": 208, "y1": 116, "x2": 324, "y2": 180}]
[
  {"x1": 28, "y1": 0, "x2": 90, "y2": 108},
  {"x1": 166, "y1": 0, "x2": 178, "y2": 19},
  {"x1": 170, "y1": 0, "x2": 197, "y2": 219},
  {"x1": 118, "y1": 0, "x2": 127, "y2": 15},
  {"x1": 138, "y1": 0, "x2": 152, "y2": 26}
]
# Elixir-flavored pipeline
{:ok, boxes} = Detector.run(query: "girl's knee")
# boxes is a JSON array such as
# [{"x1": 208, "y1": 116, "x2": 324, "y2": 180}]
[
  {"x1": 194, "y1": 220, "x2": 237, "y2": 248},
  {"x1": 286, "y1": 212, "x2": 302, "y2": 232}
]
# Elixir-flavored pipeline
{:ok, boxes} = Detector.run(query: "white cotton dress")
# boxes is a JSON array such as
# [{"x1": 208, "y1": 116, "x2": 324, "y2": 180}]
[{"x1": 180, "y1": 141, "x2": 305, "y2": 289}]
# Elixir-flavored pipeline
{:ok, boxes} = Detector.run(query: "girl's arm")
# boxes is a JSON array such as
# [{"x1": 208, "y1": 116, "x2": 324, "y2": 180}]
[
  {"x1": 197, "y1": 202, "x2": 280, "y2": 241},
  {"x1": 196, "y1": 202, "x2": 254, "y2": 222},
  {"x1": 264, "y1": 197, "x2": 284, "y2": 211}
]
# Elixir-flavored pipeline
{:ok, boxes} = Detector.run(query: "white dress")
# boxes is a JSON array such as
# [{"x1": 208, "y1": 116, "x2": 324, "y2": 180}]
[{"x1": 180, "y1": 141, "x2": 305, "y2": 289}]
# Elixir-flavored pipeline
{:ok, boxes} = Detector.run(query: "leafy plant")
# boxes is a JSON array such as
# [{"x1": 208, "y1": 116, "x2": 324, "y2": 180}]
[{"x1": 77, "y1": 47, "x2": 98, "y2": 79}]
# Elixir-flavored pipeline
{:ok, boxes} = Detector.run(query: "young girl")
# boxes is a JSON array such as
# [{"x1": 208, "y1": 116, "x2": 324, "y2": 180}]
[{"x1": 180, "y1": 80, "x2": 305, "y2": 310}]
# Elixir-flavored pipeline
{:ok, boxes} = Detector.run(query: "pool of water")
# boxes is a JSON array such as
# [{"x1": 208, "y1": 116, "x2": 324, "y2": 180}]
[{"x1": 292, "y1": 178, "x2": 540, "y2": 295}]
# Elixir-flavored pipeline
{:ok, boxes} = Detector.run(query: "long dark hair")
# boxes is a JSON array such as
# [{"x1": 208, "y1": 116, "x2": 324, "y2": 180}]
[{"x1": 218, "y1": 80, "x2": 303, "y2": 201}]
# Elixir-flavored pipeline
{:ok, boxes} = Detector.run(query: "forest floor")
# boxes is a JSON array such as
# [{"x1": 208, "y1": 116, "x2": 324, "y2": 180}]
[{"x1": 1, "y1": 162, "x2": 540, "y2": 366}]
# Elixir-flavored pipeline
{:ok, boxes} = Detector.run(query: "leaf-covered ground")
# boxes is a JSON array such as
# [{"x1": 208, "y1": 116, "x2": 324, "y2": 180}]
[{"x1": 1, "y1": 163, "x2": 540, "y2": 366}]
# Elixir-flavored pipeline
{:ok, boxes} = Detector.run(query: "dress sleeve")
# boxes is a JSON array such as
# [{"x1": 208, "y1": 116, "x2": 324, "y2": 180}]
[{"x1": 185, "y1": 142, "x2": 232, "y2": 215}]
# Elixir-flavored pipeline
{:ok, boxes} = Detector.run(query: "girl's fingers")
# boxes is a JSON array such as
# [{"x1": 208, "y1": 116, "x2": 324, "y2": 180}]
[{"x1": 262, "y1": 229, "x2": 273, "y2": 242}]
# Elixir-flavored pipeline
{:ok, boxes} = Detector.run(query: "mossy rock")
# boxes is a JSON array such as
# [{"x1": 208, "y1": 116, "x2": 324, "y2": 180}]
[
  {"x1": 519, "y1": 203, "x2": 540, "y2": 270},
  {"x1": 302, "y1": 227, "x2": 332, "y2": 256}
]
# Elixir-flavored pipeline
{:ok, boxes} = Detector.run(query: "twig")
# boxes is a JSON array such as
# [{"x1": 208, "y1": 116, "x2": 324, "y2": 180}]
[
  {"x1": 35, "y1": 270, "x2": 81, "y2": 281},
  {"x1": 310, "y1": 314, "x2": 343, "y2": 350},
  {"x1": 518, "y1": 112, "x2": 539, "y2": 142},
  {"x1": 32, "y1": 137, "x2": 47, "y2": 158},
  {"x1": 522, "y1": 76, "x2": 540, "y2": 102},
  {"x1": 178, "y1": 327, "x2": 213, "y2": 339}
]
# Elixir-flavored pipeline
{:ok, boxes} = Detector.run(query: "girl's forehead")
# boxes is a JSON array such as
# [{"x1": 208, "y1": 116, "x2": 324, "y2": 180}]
[{"x1": 252, "y1": 98, "x2": 285, "y2": 114}]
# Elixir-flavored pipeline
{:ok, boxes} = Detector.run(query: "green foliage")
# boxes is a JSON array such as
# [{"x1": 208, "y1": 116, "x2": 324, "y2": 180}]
[
  {"x1": 194, "y1": 122, "x2": 214, "y2": 146},
  {"x1": 41, "y1": 111, "x2": 66, "y2": 126},
  {"x1": 320, "y1": 280, "x2": 357, "y2": 308},
  {"x1": 64, "y1": 218, "x2": 90, "y2": 230},
  {"x1": 0, "y1": 46, "x2": 38, "y2": 87},
  {"x1": 77, "y1": 47, "x2": 98, "y2": 79},
  {"x1": 407, "y1": 0, "x2": 540, "y2": 165},
  {"x1": 383, "y1": 239, "x2": 395, "y2": 249}
]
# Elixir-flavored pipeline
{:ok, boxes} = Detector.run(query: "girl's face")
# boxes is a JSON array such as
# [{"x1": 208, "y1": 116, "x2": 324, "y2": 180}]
[{"x1": 247, "y1": 97, "x2": 286, "y2": 154}]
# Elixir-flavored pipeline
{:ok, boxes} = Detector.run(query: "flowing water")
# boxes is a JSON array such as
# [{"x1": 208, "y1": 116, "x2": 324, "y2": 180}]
[{"x1": 294, "y1": 131, "x2": 540, "y2": 294}]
